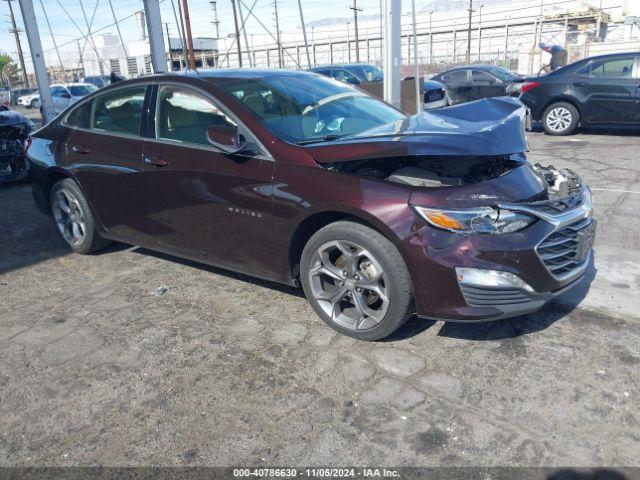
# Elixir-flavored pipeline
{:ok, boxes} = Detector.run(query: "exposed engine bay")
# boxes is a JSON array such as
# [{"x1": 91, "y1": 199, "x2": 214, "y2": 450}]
[
  {"x1": 324, "y1": 155, "x2": 525, "y2": 188},
  {"x1": 0, "y1": 109, "x2": 32, "y2": 182}
]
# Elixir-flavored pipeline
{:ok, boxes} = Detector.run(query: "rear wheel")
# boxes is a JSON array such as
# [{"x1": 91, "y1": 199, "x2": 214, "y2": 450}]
[
  {"x1": 542, "y1": 102, "x2": 579, "y2": 135},
  {"x1": 50, "y1": 179, "x2": 110, "y2": 254},
  {"x1": 300, "y1": 221, "x2": 413, "y2": 341}
]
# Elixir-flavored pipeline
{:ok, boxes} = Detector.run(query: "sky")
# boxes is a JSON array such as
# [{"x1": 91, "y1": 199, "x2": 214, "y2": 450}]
[{"x1": 0, "y1": 0, "x2": 627, "y2": 73}]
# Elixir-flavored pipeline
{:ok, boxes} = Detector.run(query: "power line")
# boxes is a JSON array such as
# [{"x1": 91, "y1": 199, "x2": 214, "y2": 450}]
[{"x1": 4, "y1": 0, "x2": 29, "y2": 86}]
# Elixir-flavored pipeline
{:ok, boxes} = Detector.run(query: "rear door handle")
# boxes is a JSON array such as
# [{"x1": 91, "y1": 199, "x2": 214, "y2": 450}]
[
  {"x1": 71, "y1": 145, "x2": 91, "y2": 154},
  {"x1": 572, "y1": 82, "x2": 588, "y2": 87},
  {"x1": 144, "y1": 156, "x2": 169, "y2": 167}
]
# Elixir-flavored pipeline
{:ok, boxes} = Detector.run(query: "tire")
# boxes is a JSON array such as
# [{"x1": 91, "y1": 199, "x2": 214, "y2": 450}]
[
  {"x1": 50, "y1": 179, "x2": 110, "y2": 254},
  {"x1": 542, "y1": 102, "x2": 579, "y2": 136},
  {"x1": 30, "y1": 99, "x2": 38, "y2": 109},
  {"x1": 300, "y1": 221, "x2": 413, "y2": 341}
]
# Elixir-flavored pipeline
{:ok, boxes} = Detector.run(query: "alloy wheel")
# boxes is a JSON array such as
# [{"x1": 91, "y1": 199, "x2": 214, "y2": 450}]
[
  {"x1": 52, "y1": 189, "x2": 86, "y2": 246},
  {"x1": 546, "y1": 106, "x2": 573, "y2": 133},
  {"x1": 308, "y1": 240, "x2": 389, "y2": 331}
]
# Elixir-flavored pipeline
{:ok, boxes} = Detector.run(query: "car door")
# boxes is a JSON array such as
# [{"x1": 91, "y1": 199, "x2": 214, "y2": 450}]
[
  {"x1": 439, "y1": 69, "x2": 472, "y2": 104},
  {"x1": 142, "y1": 83, "x2": 276, "y2": 276},
  {"x1": 64, "y1": 84, "x2": 155, "y2": 245},
  {"x1": 572, "y1": 55, "x2": 640, "y2": 123},
  {"x1": 470, "y1": 70, "x2": 506, "y2": 100}
]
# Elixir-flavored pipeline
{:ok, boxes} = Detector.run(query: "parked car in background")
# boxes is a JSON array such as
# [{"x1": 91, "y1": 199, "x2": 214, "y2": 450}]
[
  {"x1": 83, "y1": 74, "x2": 127, "y2": 88},
  {"x1": 11, "y1": 87, "x2": 37, "y2": 106},
  {"x1": 432, "y1": 64, "x2": 524, "y2": 105},
  {"x1": 310, "y1": 64, "x2": 448, "y2": 110},
  {"x1": 518, "y1": 52, "x2": 640, "y2": 135},
  {"x1": 27, "y1": 70, "x2": 594, "y2": 340},
  {"x1": 422, "y1": 79, "x2": 448, "y2": 110},
  {"x1": 310, "y1": 64, "x2": 384, "y2": 84},
  {"x1": 28, "y1": 83, "x2": 99, "y2": 114},
  {"x1": 17, "y1": 90, "x2": 40, "y2": 108}
]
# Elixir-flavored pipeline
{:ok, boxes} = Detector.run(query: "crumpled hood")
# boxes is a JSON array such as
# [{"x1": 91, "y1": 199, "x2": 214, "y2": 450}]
[{"x1": 307, "y1": 96, "x2": 529, "y2": 163}]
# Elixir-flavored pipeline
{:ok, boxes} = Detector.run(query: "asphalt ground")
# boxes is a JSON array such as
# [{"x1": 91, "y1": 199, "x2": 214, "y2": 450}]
[{"x1": 1, "y1": 121, "x2": 639, "y2": 468}]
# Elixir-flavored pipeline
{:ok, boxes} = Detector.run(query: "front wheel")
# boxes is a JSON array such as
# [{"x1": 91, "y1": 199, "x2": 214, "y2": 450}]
[
  {"x1": 542, "y1": 102, "x2": 579, "y2": 135},
  {"x1": 300, "y1": 221, "x2": 413, "y2": 341},
  {"x1": 50, "y1": 179, "x2": 110, "y2": 254}
]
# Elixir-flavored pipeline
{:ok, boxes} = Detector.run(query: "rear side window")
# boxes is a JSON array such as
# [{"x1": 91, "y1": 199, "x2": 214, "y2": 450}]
[
  {"x1": 65, "y1": 101, "x2": 92, "y2": 129},
  {"x1": 156, "y1": 86, "x2": 236, "y2": 146},
  {"x1": 92, "y1": 86, "x2": 146, "y2": 135},
  {"x1": 441, "y1": 70, "x2": 468, "y2": 84},
  {"x1": 472, "y1": 70, "x2": 497, "y2": 85},
  {"x1": 577, "y1": 57, "x2": 634, "y2": 78}
]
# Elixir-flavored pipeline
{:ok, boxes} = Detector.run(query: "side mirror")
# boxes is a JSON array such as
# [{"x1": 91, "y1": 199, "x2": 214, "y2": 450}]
[{"x1": 206, "y1": 124, "x2": 244, "y2": 154}]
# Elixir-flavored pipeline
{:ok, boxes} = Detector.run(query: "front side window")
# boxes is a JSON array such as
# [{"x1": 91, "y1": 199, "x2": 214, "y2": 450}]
[
  {"x1": 220, "y1": 74, "x2": 405, "y2": 145},
  {"x1": 156, "y1": 86, "x2": 236, "y2": 146},
  {"x1": 66, "y1": 101, "x2": 92, "y2": 129},
  {"x1": 92, "y1": 86, "x2": 146, "y2": 135},
  {"x1": 472, "y1": 70, "x2": 498, "y2": 85},
  {"x1": 441, "y1": 70, "x2": 468, "y2": 84},
  {"x1": 578, "y1": 57, "x2": 634, "y2": 78}
]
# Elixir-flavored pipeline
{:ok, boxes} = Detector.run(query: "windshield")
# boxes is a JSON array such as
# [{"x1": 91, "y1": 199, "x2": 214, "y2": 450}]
[
  {"x1": 353, "y1": 65, "x2": 383, "y2": 82},
  {"x1": 69, "y1": 84, "x2": 98, "y2": 96},
  {"x1": 486, "y1": 66, "x2": 519, "y2": 81},
  {"x1": 219, "y1": 74, "x2": 405, "y2": 145}
]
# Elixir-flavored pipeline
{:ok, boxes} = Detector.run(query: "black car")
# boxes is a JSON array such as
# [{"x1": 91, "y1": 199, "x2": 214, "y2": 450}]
[
  {"x1": 432, "y1": 65, "x2": 523, "y2": 105},
  {"x1": 518, "y1": 52, "x2": 640, "y2": 135}
]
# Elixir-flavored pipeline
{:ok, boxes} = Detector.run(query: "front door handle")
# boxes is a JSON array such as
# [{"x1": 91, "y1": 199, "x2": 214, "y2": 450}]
[
  {"x1": 71, "y1": 145, "x2": 91, "y2": 154},
  {"x1": 572, "y1": 81, "x2": 588, "y2": 87},
  {"x1": 144, "y1": 156, "x2": 169, "y2": 167}
]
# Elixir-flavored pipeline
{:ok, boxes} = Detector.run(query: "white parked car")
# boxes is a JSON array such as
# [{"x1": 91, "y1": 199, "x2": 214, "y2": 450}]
[
  {"x1": 22, "y1": 83, "x2": 98, "y2": 114},
  {"x1": 18, "y1": 91, "x2": 40, "y2": 108}
]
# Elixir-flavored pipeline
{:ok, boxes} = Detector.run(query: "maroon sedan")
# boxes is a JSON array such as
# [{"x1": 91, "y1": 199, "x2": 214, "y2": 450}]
[{"x1": 27, "y1": 70, "x2": 595, "y2": 340}]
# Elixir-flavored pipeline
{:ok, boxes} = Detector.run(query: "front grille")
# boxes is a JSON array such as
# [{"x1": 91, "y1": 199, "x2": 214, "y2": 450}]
[
  {"x1": 537, "y1": 217, "x2": 595, "y2": 277},
  {"x1": 460, "y1": 285, "x2": 531, "y2": 307},
  {"x1": 425, "y1": 89, "x2": 445, "y2": 103}
]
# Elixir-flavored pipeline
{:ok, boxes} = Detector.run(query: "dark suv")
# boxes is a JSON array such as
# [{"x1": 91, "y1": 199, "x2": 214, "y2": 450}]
[
  {"x1": 27, "y1": 70, "x2": 595, "y2": 340},
  {"x1": 518, "y1": 52, "x2": 640, "y2": 135}
]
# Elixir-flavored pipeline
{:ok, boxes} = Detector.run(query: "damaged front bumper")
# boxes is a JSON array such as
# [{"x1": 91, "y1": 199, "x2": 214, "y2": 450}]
[{"x1": 408, "y1": 184, "x2": 595, "y2": 322}]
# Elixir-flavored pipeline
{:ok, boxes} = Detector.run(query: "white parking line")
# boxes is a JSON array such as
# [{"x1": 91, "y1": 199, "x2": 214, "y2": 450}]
[{"x1": 591, "y1": 188, "x2": 640, "y2": 195}]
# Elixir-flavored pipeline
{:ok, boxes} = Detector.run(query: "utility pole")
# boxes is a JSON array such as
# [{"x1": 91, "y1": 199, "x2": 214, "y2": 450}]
[
  {"x1": 210, "y1": 1, "x2": 220, "y2": 39},
  {"x1": 297, "y1": 0, "x2": 311, "y2": 68},
  {"x1": 237, "y1": 0, "x2": 252, "y2": 66},
  {"x1": 477, "y1": 4, "x2": 482, "y2": 61},
  {"x1": 181, "y1": 0, "x2": 196, "y2": 69},
  {"x1": 165, "y1": 23, "x2": 174, "y2": 70},
  {"x1": 17, "y1": 0, "x2": 53, "y2": 121},
  {"x1": 466, "y1": 0, "x2": 473, "y2": 64},
  {"x1": 428, "y1": 11, "x2": 433, "y2": 67},
  {"x1": 411, "y1": 0, "x2": 420, "y2": 114},
  {"x1": 383, "y1": 0, "x2": 400, "y2": 108},
  {"x1": 273, "y1": 0, "x2": 283, "y2": 68},
  {"x1": 143, "y1": 0, "x2": 168, "y2": 73},
  {"x1": 171, "y1": 0, "x2": 188, "y2": 69},
  {"x1": 350, "y1": 0, "x2": 362, "y2": 63},
  {"x1": 230, "y1": 0, "x2": 243, "y2": 67},
  {"x1": 76, "y1": 39, "x2": 85, "y2": 75},
  {"x1": 5, "y1": 0, "x2": 29, "y2": 87}
]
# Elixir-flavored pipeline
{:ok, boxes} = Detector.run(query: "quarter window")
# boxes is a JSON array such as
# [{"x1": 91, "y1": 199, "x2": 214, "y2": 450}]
[
  {"x1": 156, "y1": 86, "x2": 236, "y2": 146},
  {"x1": 65, "y1": 101, "x2": 92, "y2": 129},
  {"x1": 92, "y1": 86, "x2": 146, "y2": 135}
]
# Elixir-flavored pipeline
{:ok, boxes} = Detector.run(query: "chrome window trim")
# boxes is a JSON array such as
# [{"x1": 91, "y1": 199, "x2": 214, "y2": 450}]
[{"x1": 151, "y1": 81, "x2": 274, "y2": 161}]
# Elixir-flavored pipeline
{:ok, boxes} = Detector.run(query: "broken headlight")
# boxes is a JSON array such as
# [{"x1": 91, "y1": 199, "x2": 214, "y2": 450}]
[{"x1": 413, "y1": 206, "x2": 536, "y2": 234}]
